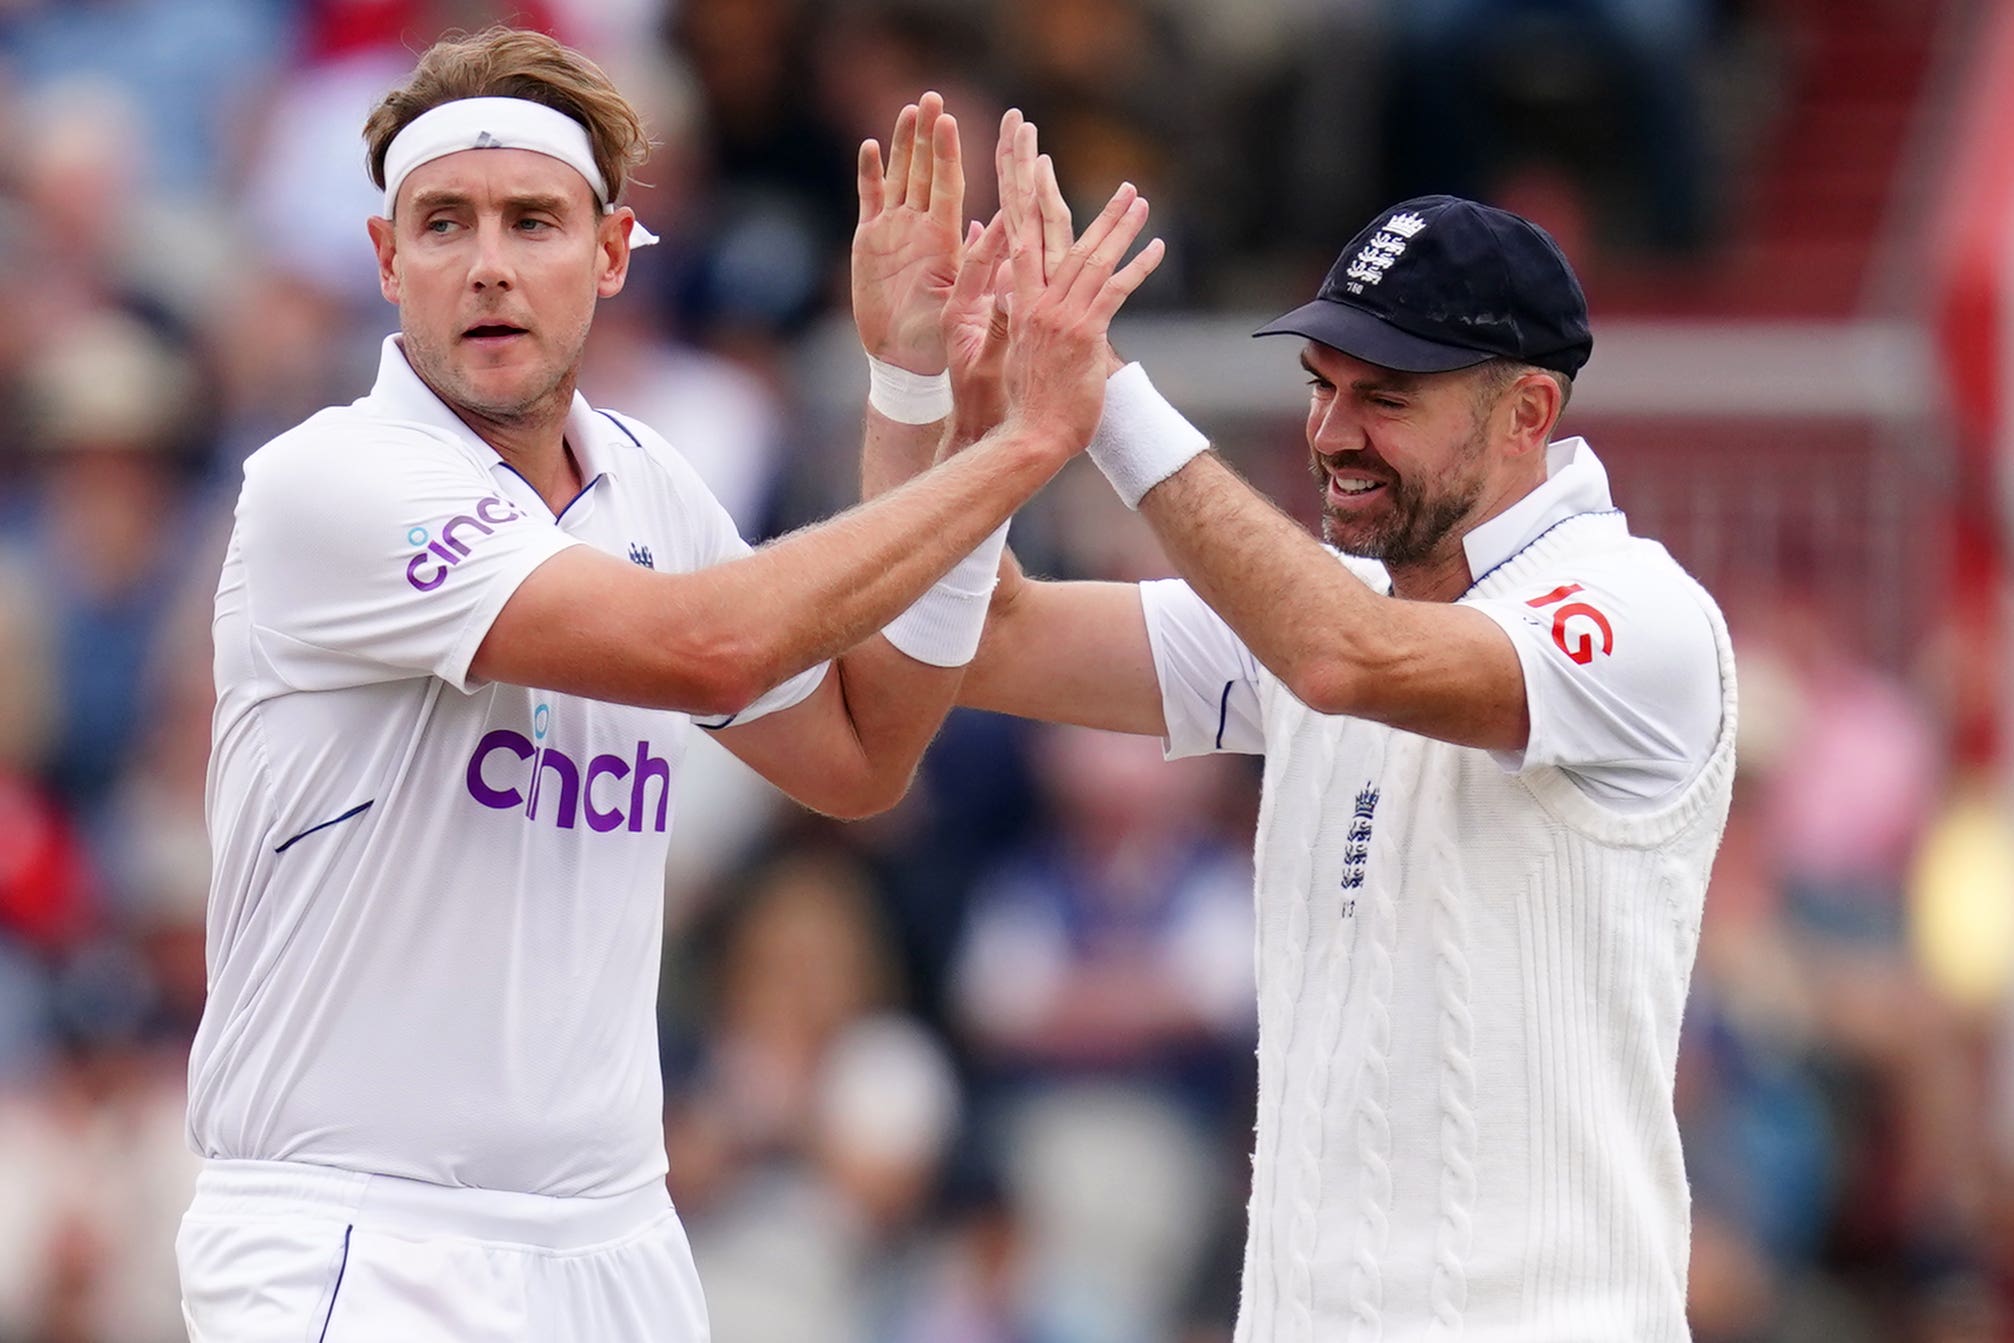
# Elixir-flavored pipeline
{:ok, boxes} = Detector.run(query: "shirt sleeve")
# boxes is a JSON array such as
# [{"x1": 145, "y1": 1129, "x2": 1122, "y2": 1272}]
[
  {"x1": 607, "y1": 412, "x2": 829, "y2": 729},
  {"x1": 1464, "y1": 564, "x2": 1724, "y2": 807},
  {"x1": 1138, "y1": 578, "x2": 1265, "y2": 758},
  {"x1": 238, "y1": 428, "x2": 581, "y2": 694}
]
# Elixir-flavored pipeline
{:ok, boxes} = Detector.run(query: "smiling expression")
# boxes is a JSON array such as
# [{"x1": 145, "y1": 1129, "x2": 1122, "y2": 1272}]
[{"x1": 1300, "y1": 342, "x2": 1511, "y2": 573}]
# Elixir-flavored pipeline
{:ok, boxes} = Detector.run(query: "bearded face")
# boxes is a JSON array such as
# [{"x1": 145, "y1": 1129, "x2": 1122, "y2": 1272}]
[{"x1": 1312, "y1": 415, "x2": 1490, "y2": 568}]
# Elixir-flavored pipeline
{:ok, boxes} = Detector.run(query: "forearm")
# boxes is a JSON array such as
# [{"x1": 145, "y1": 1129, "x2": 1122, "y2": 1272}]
[
  {"x1": 959, "y1": 556, "x2": 1167, "y2": 735},
  {"x1": 1138, "y1": 453, "x2": 1392, "y2": 708},
  {"x1": 702, "y1": 425, "x2": 1059, "y2": 708},
  {"x1": 860, "y1": 405, "x2": 947, "y2": 499},
  {"x1": 829, "y1": 636, "x2": 962, "y2": 804}
]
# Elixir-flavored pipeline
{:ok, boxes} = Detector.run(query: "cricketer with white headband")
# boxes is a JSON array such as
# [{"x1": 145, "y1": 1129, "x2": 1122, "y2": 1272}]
[{"x1": 382, "y1": 96, "x2": 660, "y2": 246}]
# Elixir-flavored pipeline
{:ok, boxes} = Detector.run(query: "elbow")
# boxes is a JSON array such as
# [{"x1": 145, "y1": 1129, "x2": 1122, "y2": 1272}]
[
  {"x1": 1284, "y1": 650, "x2": 1369, "y2": 718},
  {"x1": 817, "y1": 764, "x2": 919, "y2": 822},
  {"x1": 667, "y1": 627, "x2": 775, "y2": 720}
]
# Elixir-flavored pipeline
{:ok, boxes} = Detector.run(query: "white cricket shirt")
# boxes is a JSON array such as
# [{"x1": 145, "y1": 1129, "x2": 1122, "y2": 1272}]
[
  {"x1": 188, "y1": 336, "x2": 825, "y2": 1198},
  {"x1": 1142, "y1": 438, "x2": 1721, "y2": 804},
  {"x1": 1140, "y1": 437, "x2": 1736, "y2": 1340}
]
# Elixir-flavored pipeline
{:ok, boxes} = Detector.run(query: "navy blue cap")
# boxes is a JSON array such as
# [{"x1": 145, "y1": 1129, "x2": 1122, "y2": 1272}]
[{"x1": 1256, "y1": 195, "x2": 1592, "y2": 378}]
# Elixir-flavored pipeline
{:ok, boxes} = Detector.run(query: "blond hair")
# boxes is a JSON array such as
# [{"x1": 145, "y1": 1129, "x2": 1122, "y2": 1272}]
[{"x1": 363, "y1": 27, "x2": 649, "y2": 207}]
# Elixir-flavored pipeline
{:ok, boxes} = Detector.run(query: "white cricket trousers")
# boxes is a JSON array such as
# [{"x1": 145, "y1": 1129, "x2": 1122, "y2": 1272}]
[{"x1": 176, "y1": 1160, "x2": 710, "y2": 1343}]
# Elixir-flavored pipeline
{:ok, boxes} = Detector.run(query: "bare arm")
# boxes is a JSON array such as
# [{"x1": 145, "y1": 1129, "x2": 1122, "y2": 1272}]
[
  {"x1": 469, "y1": 425, "x2": 1063, "y2": 718},
  {"x1": 1137, "y1": 453, "x2": 1528, "y2": 751},
  {"x1": 957, "y1": 549, "x2": 1166, "y2": 736}
]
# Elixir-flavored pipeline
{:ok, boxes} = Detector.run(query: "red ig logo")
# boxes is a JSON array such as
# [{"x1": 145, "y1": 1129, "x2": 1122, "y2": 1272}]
[{"x1": 1525, "y1": 583, "x2": 1614, "y2": 666}]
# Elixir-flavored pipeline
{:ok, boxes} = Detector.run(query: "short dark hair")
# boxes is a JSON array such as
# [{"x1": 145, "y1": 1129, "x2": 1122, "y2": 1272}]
[{"x1": 1471, "y1": 358, "x2": 1573, "y2": 423}]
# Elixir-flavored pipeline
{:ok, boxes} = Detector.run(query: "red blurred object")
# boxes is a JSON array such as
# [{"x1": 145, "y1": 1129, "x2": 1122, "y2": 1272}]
[
  {"x1": 303, "y1": 0, "x2": 569, "y2": 62},
  {"x1": 1930, "y1": 0, "x2": 2014, "y2": 768},
  {"x1": 0, "y1": 773, "x2": 94, "y2": 951}
]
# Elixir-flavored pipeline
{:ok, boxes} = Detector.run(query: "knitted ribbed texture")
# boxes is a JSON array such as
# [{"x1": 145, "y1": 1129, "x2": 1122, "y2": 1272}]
[
  {"x1": 1234, "y1": 512, "x2": 1735, "y2": 1343},
  {"x1": 1429, "y1": 814, "x2": 1477, "y2": 1334},
  {"x1": 1342, "y1": 743, "x2": 1399, "y2": 1342},
  {"x1": 1282, "y1": 726, "x2": 1340, "y2": 1343},
  {"x1": 1236, "y1": 713, "x2": 1312, "y2": 1343}
]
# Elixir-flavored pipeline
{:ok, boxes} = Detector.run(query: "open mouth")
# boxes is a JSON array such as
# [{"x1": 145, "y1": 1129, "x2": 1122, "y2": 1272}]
[
  {"x1": 463, "y1": 323, "x2": 528, "y2": 342},
  {"x1": 1325, "y1": 472, "x2": 1391, "y2": 507}
]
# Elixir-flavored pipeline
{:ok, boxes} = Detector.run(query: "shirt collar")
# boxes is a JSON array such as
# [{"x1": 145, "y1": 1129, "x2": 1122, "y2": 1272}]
[
  {"x1": 1459, "y1": 437, "x2": 1614, "y2": 582},
  {"x1": 362, "y1": 334, "x2": 618, "y2": 483}
]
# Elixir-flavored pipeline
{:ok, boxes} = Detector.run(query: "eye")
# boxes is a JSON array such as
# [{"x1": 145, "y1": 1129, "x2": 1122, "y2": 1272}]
[
  {"x1": 1368, "y1": 394, "x2": 1407, "y2": 411},
  {"x1": 424, "y1": 218, "x2": 455, "y2": 234},
  {"x1": 1305, "y1": 376, "x2": 1334, "y2": 394},
  {"x1": 515, "y1": 217, "x2": 554, "y2": 232}
]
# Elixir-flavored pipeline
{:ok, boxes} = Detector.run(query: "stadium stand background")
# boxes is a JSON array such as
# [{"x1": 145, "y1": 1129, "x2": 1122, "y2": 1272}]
[{"x1": 0, "y1": 0, "x2": 2006, "y2": 1339}]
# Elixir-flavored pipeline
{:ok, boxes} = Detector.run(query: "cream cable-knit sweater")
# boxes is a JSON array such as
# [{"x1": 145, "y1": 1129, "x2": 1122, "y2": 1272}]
[{"x1": 1235, "y1": 512, "x2": 1737, "y2": 1343}]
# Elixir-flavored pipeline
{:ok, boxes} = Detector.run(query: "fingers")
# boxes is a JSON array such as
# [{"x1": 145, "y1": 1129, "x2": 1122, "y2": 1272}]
[
  {"x1": 856, "y1": 139, "x2": 884, "y2": 226},
  {"x1": 905, "y1": 92, "x2": 942, "y2": 214},
  {"x1": 1067, "y1": 195, "x2": 1151, "y2": 310},
  {"x1": 950, "y1": 211, "x2": 1008, "y2": 310},
  {"x1": 1004, "y1": 120, "x2": 1046, "y2": 310},
  {"x1": 995, "y1": 108, "x2": 1024, "y2": 238},
  {"x1": 1036, "y1": 154, "x2": 1072, "y2": 280},
  {"x1": 883, "y1": 103, "x2": 918, "y2": 211},
  {"x1": 1047, "y1": 182, "x2": 1138, "y2": 302},
  {"x1": 942, "y1": 212, "x2": 1007, "y2": 318},
  {"x1": 1089, "y1": 235, "x2": 1166, "y2": 324},
  {"x1": 926, "y1": 107, "x2": 963, "y2": 230}
]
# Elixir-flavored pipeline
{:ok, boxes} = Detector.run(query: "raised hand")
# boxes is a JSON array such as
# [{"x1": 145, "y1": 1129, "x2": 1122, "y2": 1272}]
[
  {"x1": 853, "y1": 93, "x2": 965, "y2": 376},
  {"x1": 940, "y1": 211, "x2": 1010, "y2": 452},
  {"x1": 995, "y1": 114, "x2": 1165, "y2": 456}
]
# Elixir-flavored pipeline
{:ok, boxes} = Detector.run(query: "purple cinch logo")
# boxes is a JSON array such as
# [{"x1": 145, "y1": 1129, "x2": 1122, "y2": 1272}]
[
  {"x1": 465, "y1": 704, "x2": 673, "y2": 833},
  {"x1": 405, "y1": 496, "x2": 524, "y2": 591}
]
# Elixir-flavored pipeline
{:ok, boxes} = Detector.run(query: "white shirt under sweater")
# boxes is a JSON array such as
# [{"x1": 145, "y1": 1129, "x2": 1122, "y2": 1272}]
[
  {"x1": 1140, "y1": 440, "x2": 1737, "y2": 1341},
  {"x1": 188, "y1": 336, "x2": 825, "y2": 1199}
]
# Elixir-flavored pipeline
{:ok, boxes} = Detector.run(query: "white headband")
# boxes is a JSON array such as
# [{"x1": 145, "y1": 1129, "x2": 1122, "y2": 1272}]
[{"x1": 381, "y1": 96, "x2": 658, "y2": 247}]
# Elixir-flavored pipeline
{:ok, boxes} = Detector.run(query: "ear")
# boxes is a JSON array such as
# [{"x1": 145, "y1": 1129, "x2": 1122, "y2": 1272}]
[
  {"x1": 1501, "y1": 370, "x2": 1562, "y2": 459},
  {"x1": 596, "y1": 208, "x2": 634, "y2": 299},
  {"x1": 367, "y1": 215, "x2": 399, "y2": 305}
]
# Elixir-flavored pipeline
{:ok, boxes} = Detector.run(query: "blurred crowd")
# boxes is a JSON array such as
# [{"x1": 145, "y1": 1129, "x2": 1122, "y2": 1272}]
[{"x1": 0, "y1": 0, "x2": 2001, "y2": 1341}]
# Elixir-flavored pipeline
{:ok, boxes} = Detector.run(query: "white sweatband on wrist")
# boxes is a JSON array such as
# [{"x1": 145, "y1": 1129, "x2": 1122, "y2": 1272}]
[
  {"x1": 382, "y1": 97, "x2": 659, "y2": 245},
  {"x1": 867, "y1": 354, "x2": 954, "y2": 425},
  {"x1": 881, "y1": 521, "x2": 1010, "y2": 667},
  {"x1": 1087, "y1": 362, "x2": 1211, "y2": 508}
]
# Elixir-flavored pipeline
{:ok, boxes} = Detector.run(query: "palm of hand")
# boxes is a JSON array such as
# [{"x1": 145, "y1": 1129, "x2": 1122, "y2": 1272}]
[{"x1": 852, "y1": 213, "x2": 962, "y2": 374}]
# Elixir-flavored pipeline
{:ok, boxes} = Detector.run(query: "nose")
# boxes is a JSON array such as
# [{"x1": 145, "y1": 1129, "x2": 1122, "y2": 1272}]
[
  {"x1": 468, "y1": 219, "x2": 514, "y2": 292},
  {"x1": 1309, "y1": 398, "x2": 1364, "y2": 458}
]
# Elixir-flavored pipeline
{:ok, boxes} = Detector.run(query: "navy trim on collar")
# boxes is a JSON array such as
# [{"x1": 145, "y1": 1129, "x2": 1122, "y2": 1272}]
[{"x1": 599, "y1": 410, "x2": 644, "y2": 448}]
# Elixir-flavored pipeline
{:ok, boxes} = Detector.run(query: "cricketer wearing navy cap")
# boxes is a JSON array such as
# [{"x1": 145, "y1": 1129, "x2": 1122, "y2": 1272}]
[{"x1": 912, "y1": 122, "x2": 1736, "y2": 1343}]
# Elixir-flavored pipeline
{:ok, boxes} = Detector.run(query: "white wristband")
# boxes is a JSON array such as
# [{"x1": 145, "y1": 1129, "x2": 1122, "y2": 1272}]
[
  {"x1": 881, "y1": 521, "x2": 1011, "y2": 667},
  {"x1": 1087, "y1": 362, "x2": 1210, "y2": 508},
  {"x1": 866, "y1": 353, "x2": 953, "y2": 425}
]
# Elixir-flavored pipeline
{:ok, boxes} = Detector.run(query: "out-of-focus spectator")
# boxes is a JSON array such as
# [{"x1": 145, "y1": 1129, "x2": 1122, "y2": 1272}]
[
  {"x1": 952, "y1": 725, "x2": 1254, "y2": 1342},
  {"x1": 1385, "y1": 0, "x2": 1716, "y2": 256},
  {"x1": 9, "y1": 312, "x2": 204, "y2": 822},
  {"x1": 0, "y1": 942, "x2": 199, "y2": 1343},
  {"x1": 993, "y1": 0, "x2": 1205, "y2": 303},
  {"x1": 673, "y1": 0, "x2": 856, "y2": 337},
  {"x1": 811, "y1": 3, "x2": 1003, "y2": 226},
  {"x1": 0, "y1": 0, "x2": 291, "y2": 197},
  {"x1": 667, "y1": 852, "x2": 960, "y2": 1343}
]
